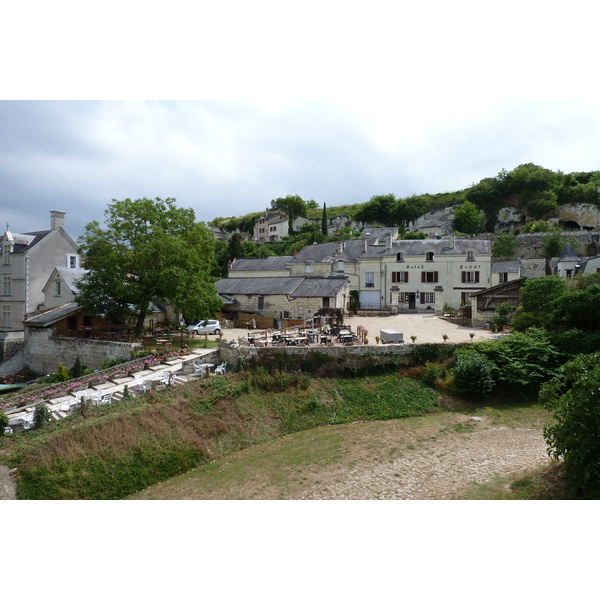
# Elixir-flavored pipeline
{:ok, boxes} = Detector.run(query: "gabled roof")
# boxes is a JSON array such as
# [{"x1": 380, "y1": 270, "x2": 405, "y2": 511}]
[
  {"x1": 229, "y1": 256, "x2": 292, "y2": 272},
  {"x1": 492, "y1": 260, "x2": 521, "y2": 273},
  {"x1": 215, "y1": 276, "x2": 348, "y2": 297},
  {"x1": 1, "y1": 230, "x2": 52, "y2": 253},
  {"x1": 42, "y1": 267, "x2": 88, "y2": 295}
]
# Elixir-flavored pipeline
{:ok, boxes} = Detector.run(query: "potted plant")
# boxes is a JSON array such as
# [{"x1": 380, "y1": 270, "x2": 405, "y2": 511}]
[
  {"x1": 410, "y1": 335, "x2": 417, "y2": 343},
  {"x1": 442, "y1": 334, "x2": 449, "y2": 342}
]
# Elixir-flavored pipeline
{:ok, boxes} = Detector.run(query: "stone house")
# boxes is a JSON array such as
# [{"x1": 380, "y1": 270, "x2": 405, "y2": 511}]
[
  {"x1": 1, "y1": 211, "x2": 80, "y2": 331},
  {"x1": 491, "y1": 260, "x2": 521, "y2": 287},
  {"x1": 289, "y1": 228, "x2": 492, "y2": 313},
  {"x1": 253, "y1": 211, "x2": 289, "y2": 242},
  {"x1": 215, "y1": 276, "x2": 349, "y2": 322}
]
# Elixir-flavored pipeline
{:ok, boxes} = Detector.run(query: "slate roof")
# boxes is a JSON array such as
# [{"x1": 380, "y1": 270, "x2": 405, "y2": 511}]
[
  {"x1": 491, "y1": 260, "x2": 521, "y2": 273},
  {"x1": 559, "y1": 242, "x2": 579, "y2": 262},
  {"x1": 215, "y1": 276, "x2": 348, "y2": 297},
  {"x1": 56, "y1": 267, "x2": 88, "y2": 293},
  {"x1": 1, "y1": 230, "x2": 52, "y2": 253},
  {"x1": 229, "y1": 256, "x2": 293, "y2": 272},
  {"x1": 290, "y1": 237, "x2": 491, "y2": 265},
  {"x1": 24, "y1": 302, "x2": 80, "y2": 327}
]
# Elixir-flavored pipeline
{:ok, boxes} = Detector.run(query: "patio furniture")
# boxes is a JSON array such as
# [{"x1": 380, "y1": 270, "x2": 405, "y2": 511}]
[
  {"x1": 158, "y1": 371, "x2": 174, "y2": 387},
  {"x1": 99, "y1": 391, "x2": 113, "y2": 405},
  {"x1": 4, "y1": 427, "x2": 13, "y2": 435},
  {"x1": 214, "y1": 361, "x2": 228, "y2": 375}
]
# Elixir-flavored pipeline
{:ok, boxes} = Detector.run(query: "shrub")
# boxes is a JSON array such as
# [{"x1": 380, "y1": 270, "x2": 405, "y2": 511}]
[
  {"x1": 451, "y1": 351, "x2": 495, "y2": 400},
  {"x1": 34, "y1": 403, "x2": 52, "y2": 429},
  {"x1": 541, "y1": 352, "x2": 600, "y2": 499}
]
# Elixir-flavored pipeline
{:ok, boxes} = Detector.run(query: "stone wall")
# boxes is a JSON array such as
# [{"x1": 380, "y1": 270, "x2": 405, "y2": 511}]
[
  {"x1": 25, "y1": 328, "x2": 135, "y2": 375},
  {"x1": 219, "y1": 341, "x2": 416, "y2": 366}
]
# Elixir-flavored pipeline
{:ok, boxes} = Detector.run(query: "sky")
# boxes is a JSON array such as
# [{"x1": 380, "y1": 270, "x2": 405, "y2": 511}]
[
  {"x1": 5, "y1": 1, "x2": 598, "y2": 587},
  {"x1": 3, "y1": 1, "x2": 600, "y2": 242}
]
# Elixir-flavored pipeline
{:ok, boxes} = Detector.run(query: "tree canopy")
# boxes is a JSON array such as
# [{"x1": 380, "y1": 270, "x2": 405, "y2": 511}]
[
  {"x1": 453, "y1": 200, "x2": 484, "y2": 234},
  {"x1": 76, "y1": 197, "x2": 222, "y2": 336}
]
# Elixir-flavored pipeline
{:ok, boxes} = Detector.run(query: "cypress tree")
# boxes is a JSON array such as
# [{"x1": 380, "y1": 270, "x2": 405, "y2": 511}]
[{"x1": 321, "y1": 203, "x2": 328, "y2": 236}]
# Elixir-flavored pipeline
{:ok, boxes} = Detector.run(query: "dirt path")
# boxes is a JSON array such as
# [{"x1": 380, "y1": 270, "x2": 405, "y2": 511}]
[
  {"x1": 0, "y1": 464, "x2": 17, "y2": 500},
  {"x1": 293, "y1": 419, "x2": 550, "y2": 500}
]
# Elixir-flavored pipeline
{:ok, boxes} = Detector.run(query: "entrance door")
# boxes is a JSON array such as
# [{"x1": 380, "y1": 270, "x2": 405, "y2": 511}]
[{"x1": 408, "y1": 293, "x2": 416, "y2": 309}]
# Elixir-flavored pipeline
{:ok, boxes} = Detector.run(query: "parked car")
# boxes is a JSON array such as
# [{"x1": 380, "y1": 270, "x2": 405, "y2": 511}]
[{"x1": 185, "y1": 319, "x2": 221, "y2": 335}]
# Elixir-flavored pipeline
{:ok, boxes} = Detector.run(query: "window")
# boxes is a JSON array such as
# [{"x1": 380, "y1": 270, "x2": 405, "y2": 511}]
[
  {"x1": 1, "y1": 305, "x2": 10, "y2": 328},
  {"x1": 305, "y1": 263, "x2": 312, "y2": 274},
  {"x1": 2, "y1": 276, "x2": 11, "y2": 296},
  {"x1": 392, "y1": 271, "x2": 408, "y2": 283},
  {"x1": 2, "y1": 246, "x2": 10, "y2": 265},
  {"x1": 461, "y1": 271, "x2": 480, "y2": 283},
  {"x1": 55, "y1": 281, "x2": 62, "y2": 296},
  {"x1": 67, "y1": 255, "x2": 78, "y2": 268},
  {"x1": 498, "y1": 272, "x2": 508, "y2": 283},
  {"x1": 426, "y1": 252, "x2": 435, "y2": 262},
  {"x1": 421, "y1": 292, "x2": 435, "y2": 304},
  {"x1": 461, "y1": 292, "x2": 472, "y2": 305},
  {"x1": 399, "y1": 292, "x2": 410, "y2": 303},
  {"x1": 322, "y1": 297, "x2": 330, "y2": 308},
  {"x1": 396, "y1": 252, "x2": 404, "y2": 262},
  {"x1": 421, "y1": 271, "x2": 438, "y2": 283},
  {"x1": 67, "y1": 316, "x2": 77, "y2": 330},
  {"x1": 258, "y1": 296, "x2": 265, "y2": 310},
  {"x1": 83, "y1": 315, "x2": 92, "y2": 327},
  {"x1": 365, "y1": 272, "x2": 375, "y2": 287},
  {"x1": 466, "y1": 251, "x2": 474, "y2": 261},
  {"x1": 337, "y1": 261, "x2": 344, "y2": 273}
]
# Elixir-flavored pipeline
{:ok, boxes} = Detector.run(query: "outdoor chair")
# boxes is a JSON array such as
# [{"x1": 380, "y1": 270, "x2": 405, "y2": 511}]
[
  {"x1": 214, "y1": 361, "x2": 228, "y2": 375},
  {"x1": 99, "y1": 391, "x2": 113, "y2": 405},
  {"x1": 134, "y1": 376, "x2": 152, "y2": 394},
  {"x1": 158, "y1": 371, "x2": 174, "y2": 387},
  {"x1": 3, "y1": 427, "x2": 12, "y2": 435}
]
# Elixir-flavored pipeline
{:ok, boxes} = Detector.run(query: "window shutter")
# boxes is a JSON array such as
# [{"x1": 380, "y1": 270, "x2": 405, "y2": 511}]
[
  {"x1": 420, "y1": 293, "x2": 425, "y2": 304},
  {"x1": 475, "y1": 271, "x2": 480, "y2": 283},
  {"x1": 405, "y1": 271, "x2": 409, "y2": 283},
  {"x1": 392, "y1": 272, "x2": 397, "y2": 283},
  {"x1": 421, "y1": 272, "x2": 426, "y2": 283},
  {"x1": 434, "y1": 271, "x2": 438, "y2": 283},
  {"x1": 461, "y1": 272, "x2": 466, "y2": 283}
]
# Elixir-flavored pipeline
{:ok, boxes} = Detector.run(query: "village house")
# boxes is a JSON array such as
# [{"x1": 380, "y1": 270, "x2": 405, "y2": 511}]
[
  {"x1": 0, "y1": 211, "x2": 80, "y2": 360},
  {"x1": 225, "y1": 228, "x2": 492, "y2": 315},
  {"x1": 253, "y1": 211, "x2": 289, "y2": 242},
  {"x1": 215, "y1": 276, "x2": 349, "y2": 323},
  {"x1": 491, "y1": 260, "x2": 522, "y2": 287}
]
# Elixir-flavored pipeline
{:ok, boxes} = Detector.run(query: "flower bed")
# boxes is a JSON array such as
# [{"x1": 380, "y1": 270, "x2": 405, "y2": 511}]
[{"x1": 0, "y1": 350, "x2": 185, "y2": 412}]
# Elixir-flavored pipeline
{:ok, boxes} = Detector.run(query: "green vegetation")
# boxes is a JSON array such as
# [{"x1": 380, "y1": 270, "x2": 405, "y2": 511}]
[
  {"x1": 1, "y1": 371, "x2": 440, "y2": 499},
  {"x1": 77, "y1": 197, "x2": 222, "y2": 335},
  {"x1": 541, "y1": 353, "x2": 600, "y2": 499},
  {"x1": 491, "y1": 233, "x2": 519, "y2": 259}
]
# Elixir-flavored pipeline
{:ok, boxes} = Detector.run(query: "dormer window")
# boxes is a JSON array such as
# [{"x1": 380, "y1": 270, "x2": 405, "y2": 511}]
[
  {"x1": 466, "y1": 251, "x2": 474, "y2": 261},
  {"x1": 305, "y1": 263, "x2": 312, "y2": 274},
  {"x1": 2, "y1": 245, "x2": 10, "y2": 265},
  {"x1": 337, "y1": 261, "x2": 344, "y2": 273},
  {"x1": 396, "y1": 252, "x2": 404, "y2": 262},
  {"x1": 426, "y1": 252, "x2": 435, "y2": 262},
  {"x1": 67, "y1": 254, "x2": 79, "y2": 268},
  {"x1": 55, "y1": 281, "x2": 62, "y2": 296}
]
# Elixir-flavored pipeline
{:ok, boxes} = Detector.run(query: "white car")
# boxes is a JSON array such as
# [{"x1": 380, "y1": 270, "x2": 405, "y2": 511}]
[{"x1": 185, "y1": 319, "x2": 221, "y2": 335}]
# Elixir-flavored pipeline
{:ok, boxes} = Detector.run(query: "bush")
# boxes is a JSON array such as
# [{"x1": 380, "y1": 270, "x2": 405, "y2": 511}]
[
  {"x1": 451, "y1": 351, "x2": 495, "y2": 400},
  {"x1": 541, "y1": 352, "x2": 600, "y2": 499},
  {"x1": 34, "y1": 403, "x2": 52, "y2": 430}
]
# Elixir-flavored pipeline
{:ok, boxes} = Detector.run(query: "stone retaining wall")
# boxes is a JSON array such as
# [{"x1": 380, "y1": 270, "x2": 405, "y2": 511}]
[{"x1": 26, "y1": 328, "x2": 135, "y2": 375}]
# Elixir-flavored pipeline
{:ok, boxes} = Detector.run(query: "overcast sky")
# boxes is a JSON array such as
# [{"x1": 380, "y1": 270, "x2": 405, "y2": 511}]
[{"x1": 2, "y1": 1, "x2": 600, "y2": 243}]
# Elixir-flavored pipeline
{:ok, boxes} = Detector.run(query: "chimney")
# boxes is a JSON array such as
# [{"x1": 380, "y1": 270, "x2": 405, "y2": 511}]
[
  {"x1": 448, "y1": 230, "x2": 455, "y2": 248},
  {"x1": 50, "y1": 210, "x2": 66, "y2": 231},
  {"x1": 387, "y1": 232, "x2": 393, "y2": 249}
]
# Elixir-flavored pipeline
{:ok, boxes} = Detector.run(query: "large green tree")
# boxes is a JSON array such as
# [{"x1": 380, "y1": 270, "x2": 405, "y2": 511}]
[
  {"x1": 453, "y1": 200, "x2": 484, "y2": 234},
  {"x1": 77, "y1": 197, "x2": 222, "y2": 336}
]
